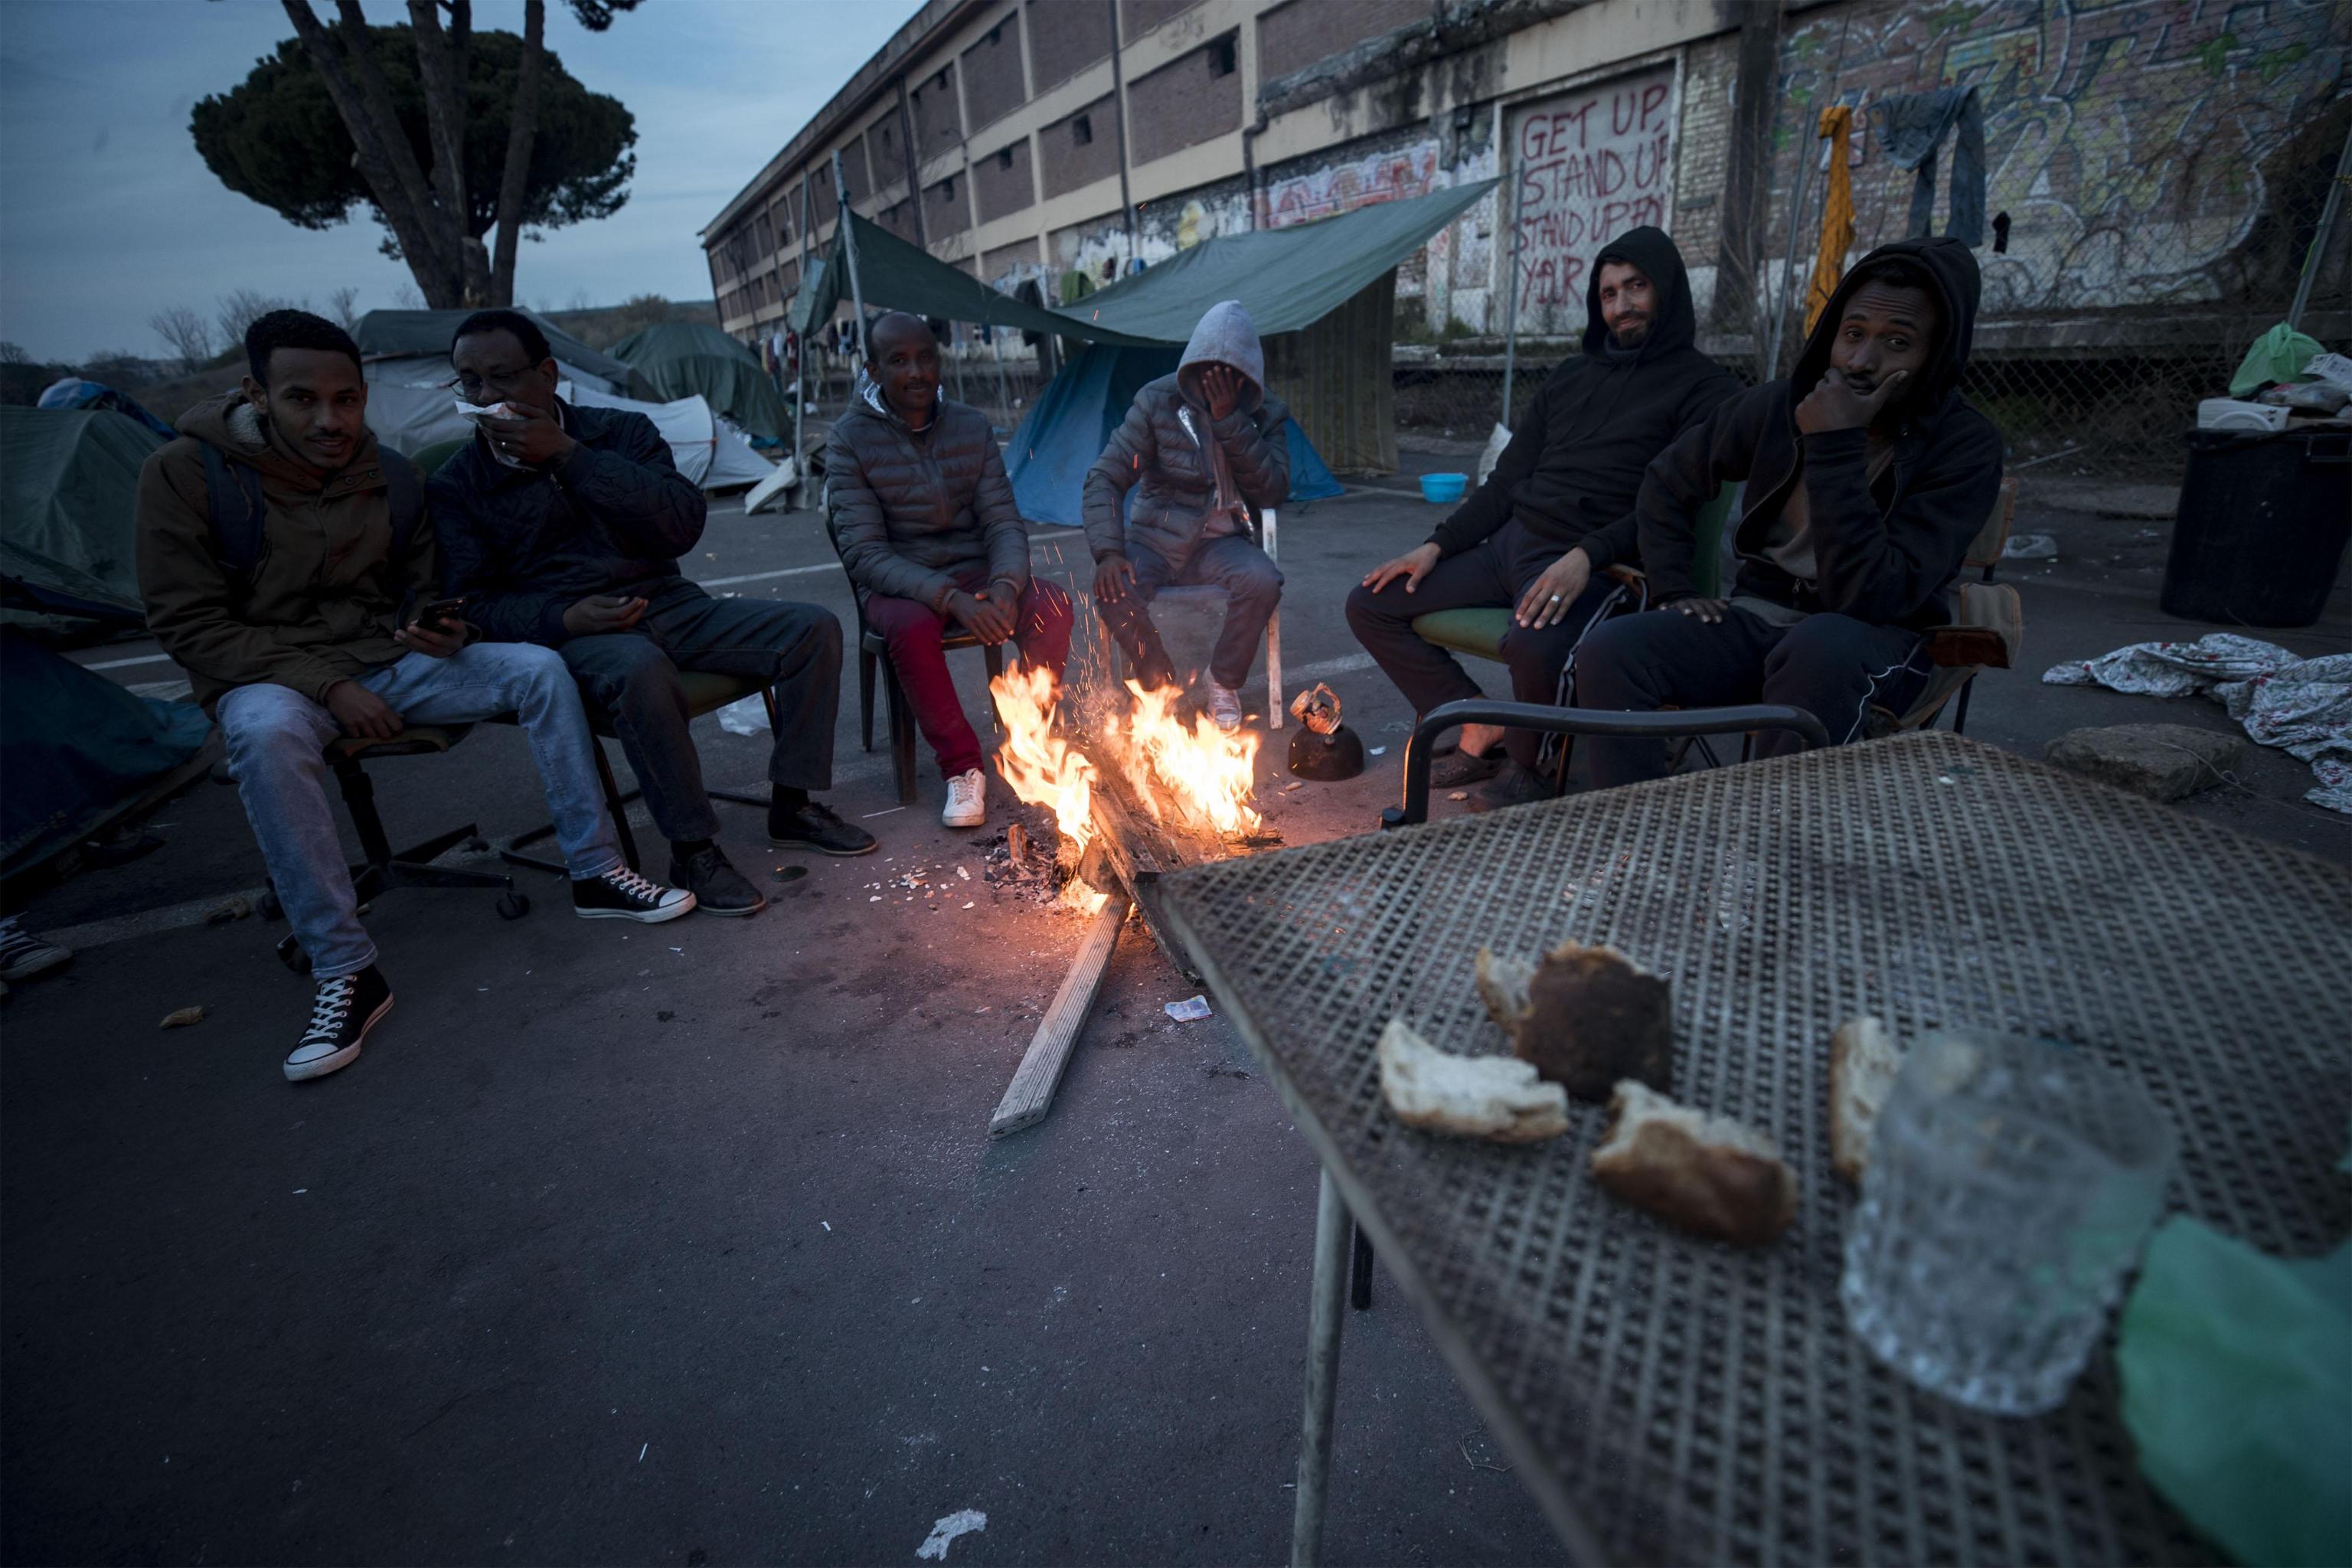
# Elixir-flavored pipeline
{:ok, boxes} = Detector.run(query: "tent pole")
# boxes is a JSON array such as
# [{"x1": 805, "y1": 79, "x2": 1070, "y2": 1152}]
[
  {"x1": 2287, "y1": 119, "x2": 2352, "y2": 333},
  {"x1": 795, "y1": 170, "x2": 814, "y2": 479},
  {"x1": 1107, "y1": 0, "x2": 1138, "y2": 262},
  {"x1": 833, "y1": 149, "x2": 871, "y2": 365},
  {"x1": 1500, "y1": 167, "x2": 1524, "y2": 426}
]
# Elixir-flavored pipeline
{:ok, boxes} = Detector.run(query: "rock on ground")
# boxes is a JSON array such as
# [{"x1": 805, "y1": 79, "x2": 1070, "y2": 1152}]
[{"x1": 2044, "y1": 723, "x2": 2247, "y2": 802}]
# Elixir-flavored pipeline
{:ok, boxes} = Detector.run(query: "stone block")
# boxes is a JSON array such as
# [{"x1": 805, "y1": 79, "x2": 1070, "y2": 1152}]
[{"x1": 2044, "y1": 723, "x2": 2246, "y2": 802}]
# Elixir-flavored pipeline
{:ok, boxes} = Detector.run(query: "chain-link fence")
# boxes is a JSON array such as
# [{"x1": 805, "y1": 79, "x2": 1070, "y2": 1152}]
[{"x1": 1390, "y1": 119, "x2": 2350, "y2": 485}]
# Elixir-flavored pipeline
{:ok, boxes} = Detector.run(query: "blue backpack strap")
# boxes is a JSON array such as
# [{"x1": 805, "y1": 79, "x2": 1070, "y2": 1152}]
[{"x1": 199, "y1": 441, "x2": 269, "y2": 584}]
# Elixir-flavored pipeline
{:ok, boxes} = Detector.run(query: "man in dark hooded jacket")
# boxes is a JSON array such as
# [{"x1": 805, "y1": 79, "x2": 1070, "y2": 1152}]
[
  {"x1": 1084, "y1": 300, "x2": 1290, "y2": 733},
  {"x1": 1576, "y1": 237, "x2": 2003, "y2": 786},
  {"x1": 1346, "y1": 227, "x2": 1740, "y2": 808}
]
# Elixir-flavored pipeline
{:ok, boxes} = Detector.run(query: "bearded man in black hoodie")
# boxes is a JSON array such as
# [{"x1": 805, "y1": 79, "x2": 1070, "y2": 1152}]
[
  {"x1": 1576, "y1": 238, "x2": 2003, "y2": 786},
  {"x1": 1347, "y1": 227, "x2": 1740, "y2": 809}
]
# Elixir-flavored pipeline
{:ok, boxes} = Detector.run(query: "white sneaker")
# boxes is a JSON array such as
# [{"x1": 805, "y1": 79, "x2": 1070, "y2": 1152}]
[
  {"x1": 1207, "y1": 682, "x2": 1244, "y2": 733},
  {"x1": 942, "y1": 768, "x2": 988, "y2": 828}
]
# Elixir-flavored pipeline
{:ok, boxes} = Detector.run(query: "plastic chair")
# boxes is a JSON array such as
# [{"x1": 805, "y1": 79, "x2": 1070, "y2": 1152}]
[
  {"x1": 1135, "y1": 506, "x2": 1285, "y2": 730},
  {"x1": 1882, "y1": 475, "x2": 2020, "y2": 736},
  {"x1": 1408, "y1": 485, "x2": 1735, "y2": 787},
  {"x1": 821, "y1": 507, "x2": 1004, "y2": 806}
]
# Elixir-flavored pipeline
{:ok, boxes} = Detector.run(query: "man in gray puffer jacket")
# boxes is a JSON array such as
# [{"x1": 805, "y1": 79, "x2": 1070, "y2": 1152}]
[
  {"x1": 828, "y1": 313, "x2": 1072, "y2": 828},
  {"x1": 1084, "y1": 300, "x2": 1290, "y2": 732}
]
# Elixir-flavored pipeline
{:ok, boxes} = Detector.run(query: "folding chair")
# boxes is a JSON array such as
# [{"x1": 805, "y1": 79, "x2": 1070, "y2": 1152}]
[
  {"x1": 821, "y1": 507, "x2": 1004, "y2": 806},
  {"x1": 1139, "y1": 505, "x2": 1285, "y2": 729},
  {"x1": 1408, "y1": 485, "x2": 1735, "y2": 788},
  {"x1": 238, "y1": 727, "x2": 529, "y2": 973},
  {"x1": 497, "y1": 671, "x2": 781, "y2": 876},
  {"x1": 1874, "y1": 475, "x2": 2020, "y2": 737}
]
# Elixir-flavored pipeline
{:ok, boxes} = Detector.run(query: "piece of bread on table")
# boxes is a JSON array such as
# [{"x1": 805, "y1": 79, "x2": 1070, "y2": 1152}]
[
  {"x1": 1378, "y1": 1017, "x2": 1570, "y2": 1144},
  {"x1": 1478, "y1": 941, "x2": 1674, "y2": 1102},
  {"x1": 1590, "y1": 1080, "x2": 1796, "y2": 1246},
  {"x1": 1829, "y1": 1015, "x2": 1903, "y2": 1184}
]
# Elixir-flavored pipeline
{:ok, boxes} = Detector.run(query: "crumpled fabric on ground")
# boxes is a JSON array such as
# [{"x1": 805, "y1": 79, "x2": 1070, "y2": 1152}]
[
  {"x1": 1873, "y1": 85, "x2": 1984, "y2": 247},
  {"x1": 2043, "y1": 632, "x2": 2352, "y2": 813},
  {"x1": 1805, "y1": 104, "x2": 1857, "y2": 336}
]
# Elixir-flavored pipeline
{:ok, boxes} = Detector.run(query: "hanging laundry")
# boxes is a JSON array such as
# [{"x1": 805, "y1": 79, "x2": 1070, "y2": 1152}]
[
  {"x1": 1872, "y1": 85, "x2": 1985, "y2": 247},
  {"x1": 1804, "y1": 104, "x2": 1858, "y2": 335}
]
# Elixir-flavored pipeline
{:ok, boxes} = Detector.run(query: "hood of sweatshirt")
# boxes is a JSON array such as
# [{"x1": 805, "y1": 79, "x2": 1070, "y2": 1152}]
[
  {"x1": 175, "y1": 389, "x2": 386, "y2": 497},
  {"x1": 1791, "y1": 235, "x2": 1981, "y2": 426},
  {"x1": 1582, "y1": 225, "x2": 1698, "y2": 363},
  {"x1": 1175, "y1": 299, "x2": 1266, "y2": 414}
]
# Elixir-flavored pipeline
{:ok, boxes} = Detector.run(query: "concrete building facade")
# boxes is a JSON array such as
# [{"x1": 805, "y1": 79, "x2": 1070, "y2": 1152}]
[{"x1": 703, "y1": 0, "x2": 2350, "y2": 361}]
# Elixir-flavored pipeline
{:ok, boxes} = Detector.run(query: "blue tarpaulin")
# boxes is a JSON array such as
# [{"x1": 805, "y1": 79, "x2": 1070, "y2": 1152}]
[{"x1": 1006, "y1": 344, "x2": 1340, "y2": 528}]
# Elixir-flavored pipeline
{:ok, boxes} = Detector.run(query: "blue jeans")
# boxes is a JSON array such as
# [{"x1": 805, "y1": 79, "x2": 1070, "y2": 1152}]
[
  {"x1": 1099, "y1": 534, "x2": 1283, "y2": 690},
  {"x1": 216, "y1": 644, "x2": 626, "y2": 981}
]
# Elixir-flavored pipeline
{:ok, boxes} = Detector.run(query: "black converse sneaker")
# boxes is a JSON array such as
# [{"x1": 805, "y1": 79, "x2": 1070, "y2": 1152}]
[
  {"x1": 285, "y1": 965, "x2": 393, "y2": 1083},
  {"x1": 572, "y1": 864, "x2": 697, "y2": 923}
]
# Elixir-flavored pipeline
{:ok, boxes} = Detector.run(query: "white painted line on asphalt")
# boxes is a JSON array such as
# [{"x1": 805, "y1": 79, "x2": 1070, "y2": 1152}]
[
  {"x1": 698, "y1": 562, "x2": 843, "y2": 587},
  {"x1": 696, "y1": 529, "x2": 1086, "y2": 590}
]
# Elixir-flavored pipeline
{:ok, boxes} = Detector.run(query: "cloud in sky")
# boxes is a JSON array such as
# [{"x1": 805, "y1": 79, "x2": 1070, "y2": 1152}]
[{"x1": 0, "y1": 0, "x2": 915, "y2": 362}]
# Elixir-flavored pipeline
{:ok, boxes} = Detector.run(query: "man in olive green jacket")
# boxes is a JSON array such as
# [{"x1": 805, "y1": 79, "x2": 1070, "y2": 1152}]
[{"x1": 139, "y1": 310, "x2": 688, "y2": 1086}]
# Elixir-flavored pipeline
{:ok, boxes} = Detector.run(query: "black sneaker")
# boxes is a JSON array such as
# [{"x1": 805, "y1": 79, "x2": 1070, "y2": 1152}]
[
  {"x1": 768, "y1": 800, "x2": 878, "y2": 857},
  {"x1": 670, "y1": 844, "x2": 766, "y2": 917},
  {"x1": 1428, "y1": 746, "x2": 1505, "y2": 788},
  {"x1": 285, "y1": 965, "x2": 393, "y2": 1083},
  {"x1": 1466, "y1": 761, "x2": 1559, "y2": 813},
  {"x1": 572, "y1": 864, "x2": 697, "y2": 923},
  {"x1": 0, "y1": 920, "x2": 71, "y2": 982}
]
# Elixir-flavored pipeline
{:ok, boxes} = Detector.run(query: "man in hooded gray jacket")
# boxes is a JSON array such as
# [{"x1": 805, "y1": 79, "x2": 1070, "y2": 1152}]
[{"x1": 1083, "y1": 300, "x2": 1291, "y2": 733}]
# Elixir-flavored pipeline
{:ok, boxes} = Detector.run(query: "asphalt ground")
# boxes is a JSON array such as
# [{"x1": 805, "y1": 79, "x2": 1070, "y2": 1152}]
[{"x1": 3, "y1": 464, "x2": 2345, "y2": 1565}]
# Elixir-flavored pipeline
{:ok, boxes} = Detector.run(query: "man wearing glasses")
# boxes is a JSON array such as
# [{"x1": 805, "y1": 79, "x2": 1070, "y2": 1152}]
[{"x1": 430, "y1": 309, "x2": 874, "y2": 920}]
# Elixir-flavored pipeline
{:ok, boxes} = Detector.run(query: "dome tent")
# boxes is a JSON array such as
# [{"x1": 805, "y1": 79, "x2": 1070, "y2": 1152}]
[{"x1": 609, "y1": 321, "x2": 789, "y2": 443}]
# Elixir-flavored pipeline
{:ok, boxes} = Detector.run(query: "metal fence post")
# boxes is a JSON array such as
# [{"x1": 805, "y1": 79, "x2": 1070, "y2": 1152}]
[{"x1": 1499, "y1": 168, "x2": 1525, "y2": 426}]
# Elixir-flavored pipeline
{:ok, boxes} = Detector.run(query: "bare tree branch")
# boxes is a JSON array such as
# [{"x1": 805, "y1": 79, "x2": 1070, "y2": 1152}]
[
  {"x1": 279, "y1": 0, "x2": 459, "y2": 305},
  {"x1": 149, "y1": 305, "x2": 217, "y2": 374},
  {"x1": 490, "y1": 0, "x2": 546, "y2": 307}
]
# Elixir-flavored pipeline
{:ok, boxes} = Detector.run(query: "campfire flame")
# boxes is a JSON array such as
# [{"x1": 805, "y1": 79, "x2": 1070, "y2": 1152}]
[
  {"x1": 988, "y1": 667, "x2": 1264, "y2": 907},
  {"x1": 988, "y1": 665, "x2": 1095, "y2": 858},
  {"x1": 1101, "y1": 681, "x2": 1263, "y2": 838}
]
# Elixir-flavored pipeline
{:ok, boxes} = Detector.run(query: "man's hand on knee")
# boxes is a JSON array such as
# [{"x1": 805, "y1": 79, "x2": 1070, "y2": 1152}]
[
  {"x1": 1093, "y1": 554, "x2": 1137, "y2": 604},
  {"x1": 1667, "y1": 596, "x2": 1730, "y2": 624},
  {"x1": 1514, "y1": 548, "x2": 1593, "y2": 629},
  {"x1": 323, "y1": 679, "x2": 403, "y2": 741},
  {"x1": 1362, "y1": 542, "x2": 1440, "y2": 595},
  {"x1": 949, "y1": 589, "x2": 1016, "y2": 645}
]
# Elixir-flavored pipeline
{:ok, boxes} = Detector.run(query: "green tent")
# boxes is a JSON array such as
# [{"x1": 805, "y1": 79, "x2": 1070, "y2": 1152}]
[
  {"x1": 354, "y1": 309, "x2": 650, "y2": 398},
  {"x1": 609, "y1": 321, "x2": 791, "y2": 442},
  {"x1": 1, "y1": 406, "x2": 168, "y2": 625}
]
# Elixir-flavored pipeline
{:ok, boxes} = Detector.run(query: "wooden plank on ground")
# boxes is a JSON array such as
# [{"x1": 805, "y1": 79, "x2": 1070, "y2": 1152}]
[{"x1": 988, "y1": 891, "x2": 1132, "y2": 1138}]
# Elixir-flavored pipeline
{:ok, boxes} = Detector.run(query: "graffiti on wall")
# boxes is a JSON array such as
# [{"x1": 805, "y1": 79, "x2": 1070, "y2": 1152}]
[
  {"x1": 1260, "y1": 141, "x2": 1445, "y2": 229},
  {"x1": 1505, "y1": 67, "x2": 1679, "y2": 335},
  {"x1": 1773, "y1": 0, "x2": 2348, "y2": 315}
]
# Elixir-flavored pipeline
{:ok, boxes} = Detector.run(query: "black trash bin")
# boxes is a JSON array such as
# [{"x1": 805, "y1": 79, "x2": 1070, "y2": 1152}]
[{"x1": 2161, "y1": 426, "x2": 2351, "y2": 627}]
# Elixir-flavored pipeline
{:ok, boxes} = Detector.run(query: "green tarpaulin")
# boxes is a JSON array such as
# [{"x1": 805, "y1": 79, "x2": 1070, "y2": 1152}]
[
  {"x1": 789, "y1": 211, "x2": 1158, "y2": 345},
  {"x1": 1, "y1": 406, "x2": 167, "y2": 623},
  {"x1": 1076, "y1": 180, "x2": 1497, "y2": 340},
  {"x1": 788, "y1": 178, "x2": 1495, "y2": 345},
  {"x1": 609, "y1": 321, "x2": 790, "y2": 442}
]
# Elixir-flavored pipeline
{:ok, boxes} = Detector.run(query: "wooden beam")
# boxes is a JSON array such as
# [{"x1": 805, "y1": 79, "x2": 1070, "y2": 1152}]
[{"x1": 988, "y1": 891, "x2": 1129, "y2": 1138}]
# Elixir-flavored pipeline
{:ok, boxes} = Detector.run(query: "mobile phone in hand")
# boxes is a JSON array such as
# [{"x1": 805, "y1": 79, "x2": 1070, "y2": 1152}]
[{"x1": 416, "y1": 596, "x2": 467, "y2": 632}]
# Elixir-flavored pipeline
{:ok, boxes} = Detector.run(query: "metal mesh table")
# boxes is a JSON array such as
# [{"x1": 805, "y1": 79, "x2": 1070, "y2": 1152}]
[{"x1": 1152, "y1": 732, "x2": 2352, "y2": 1566}]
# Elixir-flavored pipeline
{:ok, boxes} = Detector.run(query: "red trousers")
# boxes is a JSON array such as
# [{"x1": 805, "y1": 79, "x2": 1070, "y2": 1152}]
[{"x1": 862, "y1": 571, "x2": 1074, "y2": 779}]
